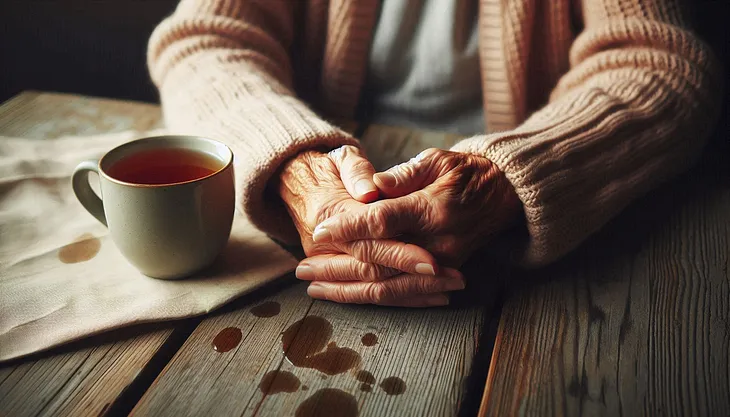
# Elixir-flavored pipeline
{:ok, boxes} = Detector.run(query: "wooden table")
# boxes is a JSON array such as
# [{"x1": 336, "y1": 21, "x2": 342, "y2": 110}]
[{"x1": 0, "y1": 92, "x2": 728, "y2": 417}]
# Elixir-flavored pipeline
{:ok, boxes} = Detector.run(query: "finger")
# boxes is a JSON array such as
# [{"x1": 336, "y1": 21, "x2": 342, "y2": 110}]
[
  {"x1": 306, "y1": 268, "x2": 465, "y2": 305},
  {"x1": 312, "y1": 196, "x2": 429, "y2": 243},
  {"x1": 374, "y1": 148, "x2": 440, "y2": 198},
  {"x1": 296, "y1": 254, "x2": 399, "y2": 282},
  {"x1": 344, "y1": 239, "x2": 438, "y2": 275},
  {"x1": 329, "y1": 145, "x2": 378, "y2": 203}
]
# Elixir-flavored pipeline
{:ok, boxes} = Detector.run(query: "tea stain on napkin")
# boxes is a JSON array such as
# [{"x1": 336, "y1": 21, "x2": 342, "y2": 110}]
[{"x1": 58, "y1": 233, "x2": 101, "y2": 264}]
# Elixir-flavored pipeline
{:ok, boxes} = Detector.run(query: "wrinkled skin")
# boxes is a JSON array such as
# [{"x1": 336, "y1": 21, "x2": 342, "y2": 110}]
[
  {"x1": 278, "y1": 146, "x2": 465, "y2": 307},
  {"x1": 305, "y1": 147, "x2": 522, "y2": 291}
]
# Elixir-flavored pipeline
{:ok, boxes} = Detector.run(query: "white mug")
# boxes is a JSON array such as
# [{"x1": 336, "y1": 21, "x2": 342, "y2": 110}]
[{"x1": 72, "y1": 135, "x2": 235, "y2": 279}]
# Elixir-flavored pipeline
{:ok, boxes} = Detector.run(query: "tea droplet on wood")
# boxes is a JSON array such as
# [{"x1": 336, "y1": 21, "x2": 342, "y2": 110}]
[
  {"x1": 379, "y1": 377, "x2": 406, "y2": 395},
  {"x1": 360, "y1": 383, "x2": 372, "y2": 392},
  {"x1": 58, "y1": 233, "x2": 101, "y2": 264},
  {"x1": 250, "y1": 301, "x2": 281, "y2": 318},
  {"x1": 259, "y1": 370, "x2": 300, "y2": 394},
  {"x1": 212, "y1": 327, "x2": 242, "y2": 352},
  {"x1": 307, "y1": 342, "x2": 361, "y2": 375},
  {"x1": 295, "y1": 389, "x2": 359, "y2": 417},
  {"x1": 282, "y1": 316, "x2": 332, "y2": 366},
  {"x1": 355, "y1": 370, "x2": 375, "y2": 384},
  {"x1": 281, "y1": 316, "x2": 361, "y2": 375},
  {"x1": 302, "y1": 385, "x2": 309, "y2": 391},
  {"x1": 361, "y1": 333, "x2": 378, "y2": 346}
]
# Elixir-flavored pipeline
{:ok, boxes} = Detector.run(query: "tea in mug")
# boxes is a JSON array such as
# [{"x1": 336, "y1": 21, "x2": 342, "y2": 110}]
[{"x1": 107, "y1": 148, "x2": 222, "y2": 185}]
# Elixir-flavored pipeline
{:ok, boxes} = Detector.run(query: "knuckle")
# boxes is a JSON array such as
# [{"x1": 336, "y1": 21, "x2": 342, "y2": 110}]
[
  {"x1": 431, "y1": 236, "x2": 460, "y2": 259},
  {"x1": 340, "y1": 145, "x2": 360, "y2": 155},
  {"x1": 424, "y1": 199, "x2": 449, "y2": 229},
  {"x1": 394, "y1": 162, "x2": 418, "y2": 183},
  {"x1": 349, "y1": 158, "x2": 373, "y2": 176},
  {"x1": 365, "y1": 282, "x2": 389, "y2": 304},
  {"x1": 331, "y1": 286, "x2": 351, "y2": 303},
  {"x1": 322, "y1": 261, "x2": 341, "y2": 281},
  {"x1": 355, "y1": 262, "x2": 378, "y2": 282},
  {"x1": 412, "y1": 278, "x2": 434, "y2": 294},
  {"x1": 350, "y1": 241, "x2": 376, "y2": 263},
  {"x1": 385, "y1": 244, "x2": 408, "y2": 268},
  {"x1": 419, "y1": 148, "x2": 441, "y2": 161},
  {"x1": 367, "y1": 205, "x2": 390, "y2": 237}
]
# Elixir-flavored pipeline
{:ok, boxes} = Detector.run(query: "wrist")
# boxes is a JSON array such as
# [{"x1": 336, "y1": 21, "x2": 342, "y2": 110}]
[{"x1": 277, "y1": 150, "x2": 325, "y2": 213}]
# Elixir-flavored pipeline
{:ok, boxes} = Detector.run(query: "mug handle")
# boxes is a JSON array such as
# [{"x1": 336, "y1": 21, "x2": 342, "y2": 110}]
[{"x1": 72, "y1": 160, "x2": 107, "y2": 226}]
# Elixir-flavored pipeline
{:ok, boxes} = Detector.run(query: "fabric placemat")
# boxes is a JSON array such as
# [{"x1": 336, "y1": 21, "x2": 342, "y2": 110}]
[{"x1": 0, "y1": 131, "x2": 297, "y2": 362}]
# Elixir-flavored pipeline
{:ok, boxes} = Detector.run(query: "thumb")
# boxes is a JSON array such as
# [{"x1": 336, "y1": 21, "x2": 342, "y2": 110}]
[
  {"x1": 374, "y1": 148, "x2": 440, "y2": 198},
  {"x1": 330, "y1": 145, "x2": 378, "y2": 203}
]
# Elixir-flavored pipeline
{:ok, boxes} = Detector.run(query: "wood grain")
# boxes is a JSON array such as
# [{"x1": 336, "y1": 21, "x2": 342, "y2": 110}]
[
  {"x1": 131, "y1": 125, "x2": 498, "y2": 416},
  {"x1": 254, "y1": 295, "x2": 486, "y2": 417},
  {"x1": 0, "y1": 91, "x2": 183, "y2": 417},
  {"x1": 132, "y1": 281, "x2": 493, "y2": 417},
  {"x1": 479, "y1": 167, "x2": 730, "y2": 416},
  {"x1": 0, "y1": 325, "x2": 188, "y2": 417}
]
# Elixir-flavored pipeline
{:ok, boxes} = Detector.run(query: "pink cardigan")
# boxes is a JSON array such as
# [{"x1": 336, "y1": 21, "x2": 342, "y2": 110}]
[{"x1": 148, "y1": 0, "x2": 721, "y2": 266}]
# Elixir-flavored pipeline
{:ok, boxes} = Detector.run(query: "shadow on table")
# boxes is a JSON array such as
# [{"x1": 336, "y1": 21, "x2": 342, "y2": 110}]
[{"x1": 450, "y1": 252, "x2": 509, "y2": 417}]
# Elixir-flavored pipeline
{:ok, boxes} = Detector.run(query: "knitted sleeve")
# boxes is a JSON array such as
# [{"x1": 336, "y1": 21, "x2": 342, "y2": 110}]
[
  {"x1": 452, "y1": 0, "x2": 722, "y2": 267},
  {"x1": 147, "y1": 0, "x2": 359, "y2": 242}
]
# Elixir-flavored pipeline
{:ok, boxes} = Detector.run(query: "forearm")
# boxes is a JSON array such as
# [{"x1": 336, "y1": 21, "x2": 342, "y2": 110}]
[
  {"x1": 453, "y1": 13, "x2": 722, "y2": 267},
  {"x1": 147, "y1": 0, "x2": 358, "y2": 241}
]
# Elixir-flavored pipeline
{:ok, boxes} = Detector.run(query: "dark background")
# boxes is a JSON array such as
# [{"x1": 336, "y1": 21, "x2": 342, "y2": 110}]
[
  {"x1": 0, "y1": 0, "x2": 727, "y2": 111},
  {"x1": 0, "y1": 0, "x2": 178, "y2": 103}
]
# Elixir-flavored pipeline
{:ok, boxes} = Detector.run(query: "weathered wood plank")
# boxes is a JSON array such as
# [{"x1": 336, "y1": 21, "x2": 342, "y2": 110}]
[
  {"x1": 479, "y1": 167, "x2": 730, "y2": 416},
  {"x1": 0, "y1": 91, "x2": 183, "y2": 417},
  {"x1": 132, "y1": 279, "x2": 494, "y2": 417},
  {"x1": 130, "y1": 280, "x2": 312, "y2": 416},
  {"x1": 252, "y1": 296, "x2": 486, "y2": 417},
  {"x1": 0, "y1": 325, "x2": 189, "y2": 417}
]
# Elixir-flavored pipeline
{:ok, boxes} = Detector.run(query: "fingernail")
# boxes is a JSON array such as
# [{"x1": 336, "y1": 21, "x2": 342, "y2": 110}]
[
  {"x1": 415, "y1": 263, "x2": 436, "y2": 275},
  {"x1": 296, "y1": 264, "x2": 314, "y2": 280},
  {"x1": 374, "y1": 172, "x2": 397, "y2": 188},
  {"x1": 307, "y1": 284, "x2": 327, "y2": 300},
  {"x1": 354, "y1": 179, "x2": 377, "y2": 197},
  {"x1": 312, "y1": 225, "x2": 332, "y2": 243},
  {"x1": 444, "y1": 278, "x2": 466, "y2": 291},
  {"x1": 426, "y1": 294, "x2": 450, "y2": 307}
]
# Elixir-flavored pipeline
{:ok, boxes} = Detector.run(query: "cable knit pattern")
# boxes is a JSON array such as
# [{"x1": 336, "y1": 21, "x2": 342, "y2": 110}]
[{"x1": 148, "y1": 0, "x2": 721, "y2": 266}]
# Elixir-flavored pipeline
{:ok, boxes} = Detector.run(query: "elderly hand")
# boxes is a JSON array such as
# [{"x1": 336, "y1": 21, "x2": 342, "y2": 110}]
[
  {"x1": 278, "y1": 145, "x2": 465, "y2": 307},
  {"x1": 308, "y1": 148, "x2": 522, "y2": 267}
]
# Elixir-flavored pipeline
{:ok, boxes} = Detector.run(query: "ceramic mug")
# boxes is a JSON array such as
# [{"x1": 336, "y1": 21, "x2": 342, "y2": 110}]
[{"x1": 72, "y1": 135, "x2": 235, "y2": 279}]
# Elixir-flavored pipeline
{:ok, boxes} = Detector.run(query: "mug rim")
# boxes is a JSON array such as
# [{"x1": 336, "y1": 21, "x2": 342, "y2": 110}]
[{"x1": 98, "y1": 135, "x2": 233, "y2": 188}]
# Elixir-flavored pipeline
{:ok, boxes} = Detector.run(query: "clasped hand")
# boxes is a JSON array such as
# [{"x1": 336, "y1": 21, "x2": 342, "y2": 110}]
[{"x1": 278, "y1": 145, "x2": 520, "y2": 307}]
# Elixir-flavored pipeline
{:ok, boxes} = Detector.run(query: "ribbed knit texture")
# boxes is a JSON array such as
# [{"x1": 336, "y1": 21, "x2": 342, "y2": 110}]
[{"x1": 148, "y1": 0, "x2": 722, "y2": 267}]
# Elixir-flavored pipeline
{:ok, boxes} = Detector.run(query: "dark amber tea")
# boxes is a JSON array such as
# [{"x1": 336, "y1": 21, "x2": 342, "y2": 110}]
[{"x1": 107, "y1": 148, "x2": 222, "y2": 185}]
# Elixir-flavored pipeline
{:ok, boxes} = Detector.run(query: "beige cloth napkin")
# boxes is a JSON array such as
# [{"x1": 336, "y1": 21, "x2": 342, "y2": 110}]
[{"x1": 0, "y1": 131, "x2": 297, "y2": 362}]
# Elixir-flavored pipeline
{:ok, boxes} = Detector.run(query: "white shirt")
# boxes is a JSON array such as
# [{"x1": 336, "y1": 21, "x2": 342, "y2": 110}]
[{"x1": 363, "y1": 0, "x2": 485, "y2": 135}]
